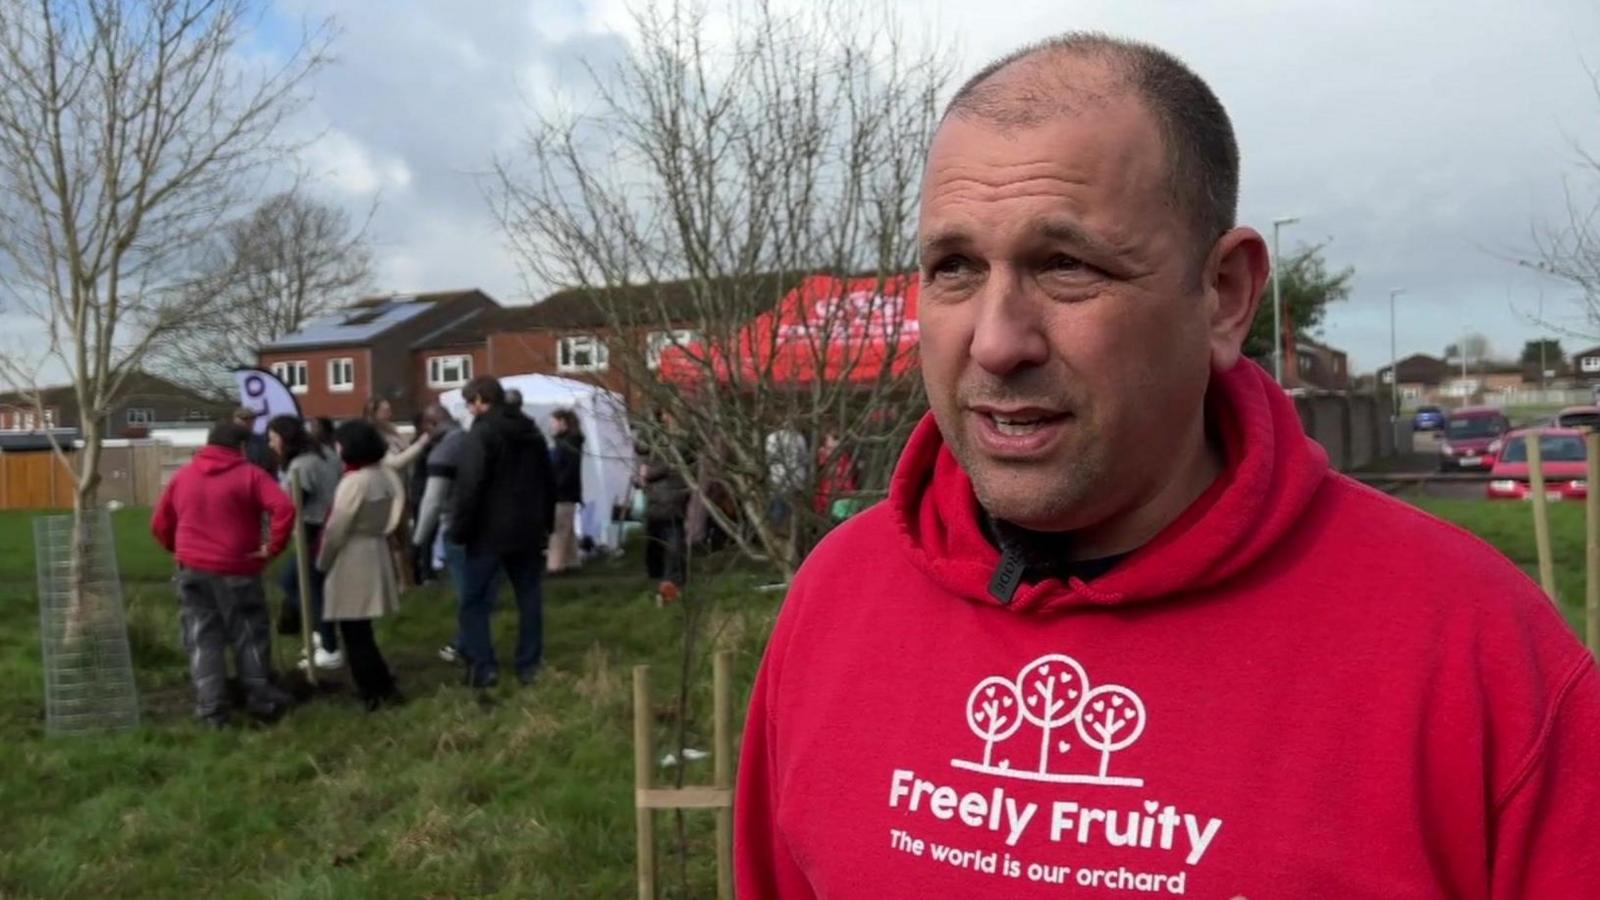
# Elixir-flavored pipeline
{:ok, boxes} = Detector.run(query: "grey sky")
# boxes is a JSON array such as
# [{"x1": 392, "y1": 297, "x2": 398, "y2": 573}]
[{"x1": 258, "y1": 0, "x2": 1600, "y2": 374}]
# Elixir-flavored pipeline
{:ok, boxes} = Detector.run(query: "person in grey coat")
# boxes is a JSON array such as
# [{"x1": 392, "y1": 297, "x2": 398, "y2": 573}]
[
  {"x1": 268, "y1": 415, "x2": 344, "y2": 669},
  {"x1": 317, "y1": 420, "x2": 406, "y2": 711},
  {"x1": 410, "y1": 404, "x2": 469, "y2": 663}
]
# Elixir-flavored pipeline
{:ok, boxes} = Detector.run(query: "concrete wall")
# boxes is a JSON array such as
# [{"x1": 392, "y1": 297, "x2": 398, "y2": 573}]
[{"x1": 1293, "y1": 393, "x2": 1398, "y2": 471}]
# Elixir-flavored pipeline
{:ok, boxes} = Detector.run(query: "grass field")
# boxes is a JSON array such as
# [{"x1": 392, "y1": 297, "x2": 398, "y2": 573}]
[
  {"x1": 0, "y1": 509, "x2": 780, "y2": 899},
  {"x1": 0, "y1": 498, "x2": 1593, "y2": 898}
]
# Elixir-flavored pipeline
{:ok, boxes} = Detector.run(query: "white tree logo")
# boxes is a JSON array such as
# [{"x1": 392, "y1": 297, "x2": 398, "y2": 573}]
[
  {"x1": 964, "y1": 676, "x2": 1024, "y2": 767},
  {"x1": 1017, "y1": 653, "x2": 1089, "y2": 775},
  {"x1": 950, "y1": 652, "x2": 1147, "y2": 788},
  {"x1": 1075, "y1": 685, "x2": 1147, "y2": 780}
]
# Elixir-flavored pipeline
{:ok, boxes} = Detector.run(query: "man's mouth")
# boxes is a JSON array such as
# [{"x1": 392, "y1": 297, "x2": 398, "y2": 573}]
[
  {"x1": 970, "y1": 407, "x2": 1073, "y2": 449},
  {"x1": 988, "y1": 413, "x2": 1066, "y2": 436}
]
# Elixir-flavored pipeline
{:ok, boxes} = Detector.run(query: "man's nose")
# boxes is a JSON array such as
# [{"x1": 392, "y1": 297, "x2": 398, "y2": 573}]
[{"x1": 969, "y1": 271, "x2": 1050, "y2": 376}]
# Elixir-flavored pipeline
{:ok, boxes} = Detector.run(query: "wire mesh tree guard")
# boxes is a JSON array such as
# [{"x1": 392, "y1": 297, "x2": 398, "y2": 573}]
[{"x1": 36, "y1": 509, "x2": 140, "y2": 734}]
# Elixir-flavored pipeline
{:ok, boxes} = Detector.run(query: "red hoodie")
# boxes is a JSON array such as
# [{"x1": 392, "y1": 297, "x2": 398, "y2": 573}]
[
  {"x1": 151, "y1": 445, "x2": 295, "y2": 576},
  {"x1": 736, "y1": 361, "x2": 1600, "y2": 899}
]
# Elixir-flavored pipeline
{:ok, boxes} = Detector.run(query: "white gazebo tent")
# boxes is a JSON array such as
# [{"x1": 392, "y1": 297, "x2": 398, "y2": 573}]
[{"x1": 440, "y1": 374, "x2": 634, "y2": 552}]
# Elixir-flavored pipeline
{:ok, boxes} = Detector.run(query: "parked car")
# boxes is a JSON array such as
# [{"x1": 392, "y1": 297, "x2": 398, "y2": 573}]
[
  {"x1": 1412, "y1": 406, "x2": 1446, "y2": 431},
  {"x1": 1438, "y1": 407, "x2": 1510, "y2": 471},
  {"x1": 1554, "y1": 405, "x2": 1600, "y2": 431},
  {"x1": 1486, "y1": 428, "x2": 1589, "y2": 501}
]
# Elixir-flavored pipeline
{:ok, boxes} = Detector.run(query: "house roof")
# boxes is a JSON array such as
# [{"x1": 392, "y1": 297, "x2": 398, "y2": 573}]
[
  {"x1": 458, "y1": 273, "x2": 810, "y2": 337},
  {"x1": 263, "y1": 288, "x2": 495, "y2": 351},
  {"x1": 412, "y1": 308, "x2": 491, "y2": 351},
  {"x1": 1574, "y1": 345, "x2": 1600, "y2": 360},
  {"x1": 0, "y1": 371, "x2": 224, "y2": 410},
  {"x1": 1294, "y1": 335, "x2": 1345, "y2": 357}
]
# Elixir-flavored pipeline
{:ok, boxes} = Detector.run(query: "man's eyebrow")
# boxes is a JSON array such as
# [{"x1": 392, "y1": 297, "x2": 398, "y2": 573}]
[
  {"x1": 919, "y1": 227, "x2": 971, "y2": 257},
  {"x1": 1034, "y1": 218, "x2": 1120, "y2": 258}
]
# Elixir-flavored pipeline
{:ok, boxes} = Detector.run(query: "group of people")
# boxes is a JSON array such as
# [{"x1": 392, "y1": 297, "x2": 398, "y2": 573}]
[
  {"x1": 629, "y1": 420, "x2": 861, "y2": 605},
  {"x1": 152, "y1": 378, "x2": 578, "y2": 726}
]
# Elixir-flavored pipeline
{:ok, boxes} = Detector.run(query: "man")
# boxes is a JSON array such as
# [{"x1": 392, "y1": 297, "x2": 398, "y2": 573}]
[
  {"x1": 410, "y1": 403, "x2": 468, "y2": 662},
  {"x1": 233, "y1": 406, "x2": 278, "y2": 475},
  {"x1": 638, "y1": 413, "x2": 691, "y2": 599},
  {"x1": 736, "y1": 35, "x2": 1600, "y2": 898},
  {"x1": 152, "y1": 421, "x2": 296, "y2": 727},
  {"x1": 448, "y1": 377, "x2": 556, "y2": 688}
]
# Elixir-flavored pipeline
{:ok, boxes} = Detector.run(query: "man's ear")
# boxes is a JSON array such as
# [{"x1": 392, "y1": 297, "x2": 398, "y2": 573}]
[{"x1": 1203, "y1": 227, "x2": 1271, "y2": 371}]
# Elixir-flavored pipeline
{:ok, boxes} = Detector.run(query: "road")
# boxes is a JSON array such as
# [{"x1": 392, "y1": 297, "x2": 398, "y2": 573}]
[{"x1": 1359, "y1": 429, "x2": 1488, "y2": 500}]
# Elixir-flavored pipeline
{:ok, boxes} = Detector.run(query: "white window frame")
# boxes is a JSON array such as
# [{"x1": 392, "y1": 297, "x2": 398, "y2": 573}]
[
  {"x1": 557, "y1": 334, "x2": 609, "y2": 373},
  {"x1": 126, "y1": 408, "x2": 155, "y2": 426},
  {"x1": 645, "y1": 329, "x2": 701, "y2": 370},
  {"x1": 328, "y1": 357, "x2": 356, "y2": 393},
  {"x1": 1583, "y1": 356, "x2": 1600, "y2": 374},
  {"x1": 426, "y1": 354, "x2": 473, "y2": 389},
  {"x1": 271, "y1": 360, "x2": 309, "y2": 395}
]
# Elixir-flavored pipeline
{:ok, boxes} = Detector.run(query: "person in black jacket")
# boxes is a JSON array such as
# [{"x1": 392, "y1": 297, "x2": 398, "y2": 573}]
[
  {"x1": 547, "y1": 409, "x2": 584, "y2": 574},
  {"x1": 448, "y1": 377, "x2": 557, "y2": 688}
]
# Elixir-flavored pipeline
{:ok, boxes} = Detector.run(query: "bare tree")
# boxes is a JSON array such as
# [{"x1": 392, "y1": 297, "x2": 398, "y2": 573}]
[
  {"x1": 1517, "y1": 62, "x2": 1600, "y2": 341},
  {"x1": 151, "y1": 188, "x2": 372, "y2": 397},
  {"x1": 0, "y1": 0, "x2": 330, "y2": 630},
  {"x1": 493, "y1": 0, "x2": 949, "y2": 584}
]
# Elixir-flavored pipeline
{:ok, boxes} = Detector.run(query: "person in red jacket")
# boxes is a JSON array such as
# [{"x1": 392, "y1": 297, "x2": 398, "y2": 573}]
[
  {"x1": 152, "y1": 421, "x2": 296, "y2": 727},
  {"x1": 735, "y1": 34, "x2": 1600, "y2": 898}
]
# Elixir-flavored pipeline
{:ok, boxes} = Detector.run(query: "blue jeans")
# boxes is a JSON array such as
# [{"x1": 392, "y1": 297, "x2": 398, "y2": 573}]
[
  {"x1": 278, "y1": 524, "x2": 337, "y2": 652},
  {"x1": 456, "y1": 548, "x2": 543, "y2": 685},
  {"x1": 441, "y1": 540, "x2": 479, "y2": 653}
]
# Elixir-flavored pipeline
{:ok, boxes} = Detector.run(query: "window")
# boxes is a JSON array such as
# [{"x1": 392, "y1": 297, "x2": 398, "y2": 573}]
[
  {"x1": 645, "y1": 330, "x2": 701, "y2": 370},
  {"x1": 1583, "y1": 356, "x2": 1600, "y2": 374},
  {"x1": 126, "y1": 408, "x2": 154, "y2": 426},
  {"x1": 270, "y1": 360, "x2": 309, "y2": 394},
  {"x1": 558, "y1": 335, "x2": 609, "y2": 373},
  {"x1": 427, "y1": 354, "x2": 473, "y2": 388},
  {"x1": 328, "y1": 357, "x2": 356, "y2": 393}
]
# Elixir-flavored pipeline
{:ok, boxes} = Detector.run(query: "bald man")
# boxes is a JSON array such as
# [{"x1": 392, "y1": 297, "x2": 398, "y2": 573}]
[{"x1": 735, "y1": 34, "x2": 1600, "y2": 898}]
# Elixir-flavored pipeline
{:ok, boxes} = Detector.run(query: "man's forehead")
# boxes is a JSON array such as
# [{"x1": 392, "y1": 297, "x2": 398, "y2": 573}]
[{"x1": 920, "y1": 107, "x2": 1165, "y2": 215}]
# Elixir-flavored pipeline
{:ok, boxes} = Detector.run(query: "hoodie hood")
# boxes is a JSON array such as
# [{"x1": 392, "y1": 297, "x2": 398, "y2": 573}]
[
  {"x1": 194, "y1": 444, "x2": 249, "y2": 476},
  {"x1": 889, "y1": 360, "x2": 1329, "y2": 612}
]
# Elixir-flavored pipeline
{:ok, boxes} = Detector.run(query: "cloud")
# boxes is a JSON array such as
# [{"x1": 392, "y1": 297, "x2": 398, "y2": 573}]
[
  {"x1": 302, "y1": 129, "x2": 412, "y2": 195},
  {"x1": 260, "y1": 0, "x2": 1600, "y2": 371}
]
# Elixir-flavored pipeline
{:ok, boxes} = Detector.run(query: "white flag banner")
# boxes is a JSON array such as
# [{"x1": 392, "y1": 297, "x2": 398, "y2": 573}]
[{"x1": 233, "y1": 368, "x2": 301, "y2": 434}]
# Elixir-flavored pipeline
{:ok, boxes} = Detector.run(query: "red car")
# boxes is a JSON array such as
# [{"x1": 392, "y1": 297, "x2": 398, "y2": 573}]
[
  {"x1": 1438, "y1": 407, "x2": 1509, "y2": 472},
  {"x1": 1486, "y1": 429, "x2": 1589, "y2": 501}
]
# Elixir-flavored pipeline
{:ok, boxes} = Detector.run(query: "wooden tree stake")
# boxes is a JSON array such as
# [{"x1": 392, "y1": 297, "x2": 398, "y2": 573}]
[
  {"x1": 1527, "y1": 430, "x2": 1558, "y2": 602},
  {"x1": 633, "y1": 653, "x2": 737, "y2": 900},
  {"x1": 1587, "y1": 432, "x2": 1599, "y2": 654},
  {"x1": 289, "y1": 470, "x2": 316, "y2": 686}
]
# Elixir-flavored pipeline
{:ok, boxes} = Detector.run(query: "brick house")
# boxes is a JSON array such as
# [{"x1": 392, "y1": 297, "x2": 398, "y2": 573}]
[
  {"x1": 1572, "y1": 345, "x2": 1600, "y2": 384},
  {"x1": 258, "y1": 289, "x2": 498, "y2": 420},
  {"x1": 1284, "y1": 336, "x2": 1350, "y2": 392},
  {"x1": 0, "y1": 371, "x2": 228, "y2": 438},
  {"x1": 257, "y1": 275, "x2": 805, "y2": 417},
  {"x1": 464, "y1": 276, "x2": 796, "y2": 404},
  {"x1": 1375, "y1": 353, "x2": 1450, "y2": 405}
]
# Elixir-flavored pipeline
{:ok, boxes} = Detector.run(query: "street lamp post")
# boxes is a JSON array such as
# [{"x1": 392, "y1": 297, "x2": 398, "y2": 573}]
[
  {"x1": 1388, "y1": 288, "x2": 1405, "y2": 424},
  {"x1": 1271, "y1": 216, "x2": 1300, "y2": 384}
]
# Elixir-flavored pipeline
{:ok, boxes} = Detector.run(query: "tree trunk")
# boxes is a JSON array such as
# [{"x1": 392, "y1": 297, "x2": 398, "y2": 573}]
[{"x1": 63, "y1": 419, "x2": 104, "y2": 645}]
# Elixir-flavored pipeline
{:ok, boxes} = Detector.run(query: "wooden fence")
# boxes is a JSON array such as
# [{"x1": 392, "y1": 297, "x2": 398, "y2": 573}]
[
  {"x1": 0, "y1": 442, "x2": 172, "y2": 510},
  {"x1": 0, "y1": 451, "x2": 76, "y2": 509}
]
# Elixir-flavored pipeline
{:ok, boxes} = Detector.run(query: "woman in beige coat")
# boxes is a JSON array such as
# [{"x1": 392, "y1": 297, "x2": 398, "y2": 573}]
[{"x1": 317, "y1": 419, "x2": 406, "y2": 711}]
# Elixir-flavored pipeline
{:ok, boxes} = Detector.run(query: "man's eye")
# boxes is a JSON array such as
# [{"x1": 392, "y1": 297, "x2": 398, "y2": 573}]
[
  {"x1": 929, "y1": 256, "x2": 974, "y2": 279},
  {"x1": 1046, "y1": 254, "x2": 1086, "y2": 273}
]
